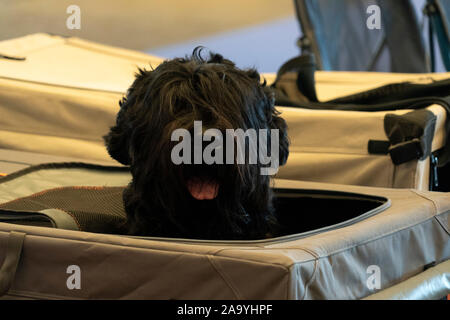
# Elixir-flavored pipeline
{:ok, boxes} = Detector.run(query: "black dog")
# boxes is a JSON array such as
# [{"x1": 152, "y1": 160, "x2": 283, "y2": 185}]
[{"x1": 104, "y1": 48, "x2": 289, "y2": 240}]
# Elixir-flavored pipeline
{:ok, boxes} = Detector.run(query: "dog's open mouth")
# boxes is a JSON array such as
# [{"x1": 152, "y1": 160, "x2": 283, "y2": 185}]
[{"x1": 186, "y1": 177, "x2": 220, "y2": 200}]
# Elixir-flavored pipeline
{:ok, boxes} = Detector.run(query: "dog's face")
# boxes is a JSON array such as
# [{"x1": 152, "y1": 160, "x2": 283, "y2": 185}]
[{"x1": 104, "y1": 49, "x2": 289, "y2": 239}]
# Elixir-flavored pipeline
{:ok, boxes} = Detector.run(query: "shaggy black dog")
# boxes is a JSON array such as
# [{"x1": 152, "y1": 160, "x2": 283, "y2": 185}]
[{"x1": 104, "y1": 48, "x2": 289, "y2": 240}]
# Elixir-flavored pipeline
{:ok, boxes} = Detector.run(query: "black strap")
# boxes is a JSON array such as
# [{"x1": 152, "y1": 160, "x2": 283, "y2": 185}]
[
  {"x1": 0, "y1": 231, "x2": 26, "y2": 296},
  {"x1": 384, "y1": 109, "x2": 437, "y2": 165},
  {"x1": 424, "y1": 1, "x2": 437, "y2": 72},
  {"x1": 368, "y1": 109, "x2": 437, "y2": 165},
  {"x1": 388, "y1": 139, "x2": 424, "y2": 165},
  {"x1": 273, "y1": 54, "x2": 318, "y2": 102},
  {"x1": 368, "y1": 140, "x2": 390, "y2": 155}
]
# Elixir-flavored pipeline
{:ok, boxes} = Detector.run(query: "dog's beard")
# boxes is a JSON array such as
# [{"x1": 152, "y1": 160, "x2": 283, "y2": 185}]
[
  {"x1": 123, "y1": 160, "x2": 276, "y2": 239},
  {"x1": 186, "y1": 177, "x2": 219, "y2": 200}
]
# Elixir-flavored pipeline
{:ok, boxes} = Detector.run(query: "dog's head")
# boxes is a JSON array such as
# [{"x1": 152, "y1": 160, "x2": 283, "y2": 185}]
[{"x1": 104, "y1": 48, "x2": 289, "y2": 239}]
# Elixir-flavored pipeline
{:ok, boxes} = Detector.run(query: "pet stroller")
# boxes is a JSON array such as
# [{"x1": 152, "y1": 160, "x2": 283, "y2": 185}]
[
  {"x1": 0, "y1": 34, "x2": 449, "y2": 299},
  {"x1": 272, "y1": 67, "x2": 450, "y2": 191},
  {"x1": 293, "y1": 0, "x2": 450, "y2": 72},
  {"x1": 271, "y1": 0, "x2": 450, "y2": 191},
  {"x1": 0, "y1": 163, "x2": 448, "y2": 299}
]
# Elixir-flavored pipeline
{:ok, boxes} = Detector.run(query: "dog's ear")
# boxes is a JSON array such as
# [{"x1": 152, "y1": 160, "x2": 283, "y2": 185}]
[
  {"x1": 103, "y1": 97, "x2": 132, "y2": 165},
  {"x1": 264, "y1": 87, "x2": 290, "y2": 166},
  {"x1": 104, "y1": 68, "x2": 156, "y2": 165},
  {"x1": 270, "y1": 114, "x2": 289, "y2": 166}
]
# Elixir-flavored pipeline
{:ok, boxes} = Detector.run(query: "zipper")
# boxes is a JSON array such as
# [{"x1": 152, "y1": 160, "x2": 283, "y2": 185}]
[{"x1": 294, "y1": 96, "x2": 450, "y2": 113}]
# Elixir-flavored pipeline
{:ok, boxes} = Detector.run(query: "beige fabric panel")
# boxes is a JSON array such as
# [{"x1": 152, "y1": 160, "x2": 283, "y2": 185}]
[
  {"x1": 398, "y1": 158, "x2": 429, "y2": 190},
  {"x1": 0, "y1": 34, "x2": 157, "y2": 164},
  {"x1": 0, "y1": 78, "x2": 119, "y2": 163},
  {"x1": 0, "y1": 78, "x2": 120, "y2": 142},
  {"x1": 0, "y1": 229, "x2": 291, "y2": 300},
  {"x1": 278, "y1": 105, "x2": 446, "y2": 155},
  {"x1": 0, "y1": 178, "x2": 448, "y2": 299},
  {"x1": 290, "y1": 219, "x2": 449, "y2": 299},
  {"x1": 276, "y1": 104, "x2": 447, "y2": 189},
  {"x1": 277, "y1": 153, "x2": 429, "y2": 190},
  {"x1": 0, "y1": 33, "x2": 163, "y2": 93},
  {"x1": 0, "y1": 129, "x2": 114, "y2": 164},
  {"x1": 277, "y1": 152, "x2": 396, "y2": 188},
  {"x1": 279, "y1": 107, "x2": 389, "y2": 154}
]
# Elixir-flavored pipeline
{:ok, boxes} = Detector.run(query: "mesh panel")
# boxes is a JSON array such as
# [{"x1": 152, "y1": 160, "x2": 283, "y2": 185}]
[
  {"x1": 306, "y1": 0, "x2": 386, "y2": 71},
  {"x1": 296, "y1": 0, "x2": 428, "y2": 72},
  {"x1": 0, "y1": 186, "x2": 127, "y2": 233}
]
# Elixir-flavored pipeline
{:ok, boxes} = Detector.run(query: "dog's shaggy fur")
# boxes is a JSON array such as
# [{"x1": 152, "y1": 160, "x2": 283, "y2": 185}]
[{"x1": 104, "y1": 49, "x2": 289, "y2": 240}]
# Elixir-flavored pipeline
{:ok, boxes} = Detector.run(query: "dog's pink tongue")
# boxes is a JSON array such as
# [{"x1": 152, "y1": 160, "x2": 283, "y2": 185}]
[{"x1": 187, "y1": 178, "x2": 219, "y2": 200}]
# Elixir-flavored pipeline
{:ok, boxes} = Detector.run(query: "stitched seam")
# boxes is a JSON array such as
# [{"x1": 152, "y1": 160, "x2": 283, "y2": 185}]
[
  {"x1": 410, "y1": 189, "x2": 439, "y2": 214},
  {"x1": 212, "y1": 246, "x2": 318, "y2": 270},
  {"x1": 298, "y1": 248, "x2": 319, "y2": 300},
  {"x1": 435, "y1": 214, "x2": 450, "y2": 236},
  {"x1": 207, "y1": 255, "x2": 241, "y2": 299},
  {"x1": 0, "y1": 228, "x2": 292, "y2": 268}
]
